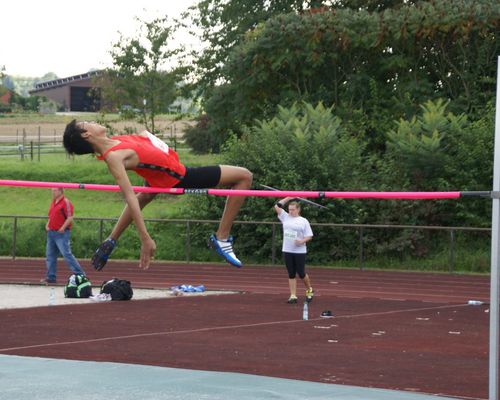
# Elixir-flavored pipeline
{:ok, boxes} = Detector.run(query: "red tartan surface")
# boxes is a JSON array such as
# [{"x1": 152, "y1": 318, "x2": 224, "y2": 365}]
[{"x1": 0, "y1": 259, "x2": 490, "y2": 399}]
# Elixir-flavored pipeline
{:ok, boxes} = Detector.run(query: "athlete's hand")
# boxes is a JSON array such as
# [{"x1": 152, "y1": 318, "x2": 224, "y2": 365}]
[{"x1": 139, "y1": 237, "x2": 156, "y2": 270}]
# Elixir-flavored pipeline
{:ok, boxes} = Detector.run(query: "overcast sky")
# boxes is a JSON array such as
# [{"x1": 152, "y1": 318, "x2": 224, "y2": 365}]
[{"x1": 2, "y1": 0, "x2": 199, "y2": 78}]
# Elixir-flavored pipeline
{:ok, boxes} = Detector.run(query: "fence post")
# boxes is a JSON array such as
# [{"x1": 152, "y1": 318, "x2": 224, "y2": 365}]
[
  {"x1": 271, "y1": 223, "x2": 276, "y2": 265},
  {"x1": 30, "y1": 141, "x2": 33, "y2": 160},
  {"x1": 21, "y1": 129, "x2": 26, "y2": 160},
  {"x1": 174, "y1": 125, "x2": 177, "y2": 151},
  {"x1": 185, "y1": 220, "x2": 191, "y2": 263},
  {"x1": 12, "y1": 217, "x2": 17, "y2": 260},
  {"x1": 449, "y1": 229, "x2": 456, "y2": 273},
  {"x1": 99, "y1": 219, "x2": 104, "y2": 243},
  {"x1": 38, "y1": 126, "x2": 41, "y2": 161},
  {"x1": 359, "y1": 227, "x2": 364, "y2": 271}
]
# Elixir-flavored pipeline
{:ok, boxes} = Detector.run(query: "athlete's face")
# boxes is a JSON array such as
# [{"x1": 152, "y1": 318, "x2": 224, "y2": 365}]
[
  {"x1": 77, "y1": 121, "x2": 106, "y2": 137},
  {"x1": 288, "y1": 204, "x2": 300, "y2": 217}
]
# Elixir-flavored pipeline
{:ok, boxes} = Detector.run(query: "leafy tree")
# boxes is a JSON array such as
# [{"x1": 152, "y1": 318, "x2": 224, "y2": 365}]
[
  {"x1": 444, "y1": 102, "x2": 494, "y2": 227},
  {"x1": 186, "y1": 0, "x2": 500, "y2": 153},
  {"x1": 384, "y1": 99, "x2": 466, "y2": 190},
  {"x1": 331, "y1": 0, "x2": 418, "y2": 10},
  {"x1": 98, "y1": 16, "x2": 185, "y2": 133},
  {"x1": 184, "y1": 0, "x2": 327, "y2": 96},
  {"x1": 36, "y1": 72, "x2": 58, "y2": 86},
  {"x1": 8, "y1": 92, "x2": 45, "y2": 112},
  {"x1": 183, "y1": 114, "x2": 219, "y2": 153},
  {"x1": 185, "y1": 0, "x2": 416, "y2": 94},
  {"x1": 2, "y1": 75, "x2": 15, "y2": 91},
  {"x1": 361, "y1": 98, "x2": 492, "y2": 259},
  {"x1": 2, "y1": 73, "x2": 59, "y2": 97},
  {"x1": 37, "y1": 97, "x2": 59, "y2": 114},
  {"x1": 375, "y1": 99, "x2": 493, "y2": 228}
]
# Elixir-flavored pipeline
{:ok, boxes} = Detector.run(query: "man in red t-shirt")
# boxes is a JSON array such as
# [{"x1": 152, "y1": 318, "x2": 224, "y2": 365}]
[{"x1": 41, "y1": 188, "x2": 85, "y2": 284}]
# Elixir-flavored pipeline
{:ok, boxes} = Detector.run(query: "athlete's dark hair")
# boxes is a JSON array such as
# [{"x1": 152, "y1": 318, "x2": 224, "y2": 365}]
[{"x1": 63, "y1": 119, "x2": 94, "y2": 155}]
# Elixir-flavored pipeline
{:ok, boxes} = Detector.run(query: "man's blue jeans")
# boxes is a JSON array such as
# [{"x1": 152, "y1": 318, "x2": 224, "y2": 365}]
[{"x1": 45, "y1": 230, "x2": 85, "y2": 281}]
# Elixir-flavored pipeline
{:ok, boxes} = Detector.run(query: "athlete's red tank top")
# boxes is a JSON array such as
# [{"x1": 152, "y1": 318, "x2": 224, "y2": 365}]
[{"x1": 97, "y1": 134, "x2": 186, "y2": 188}]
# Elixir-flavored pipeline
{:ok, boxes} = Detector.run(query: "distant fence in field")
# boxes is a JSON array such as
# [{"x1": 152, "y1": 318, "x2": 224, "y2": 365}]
[{"x1": 0, "y1": 126, "x2": 184, "y2": 159}]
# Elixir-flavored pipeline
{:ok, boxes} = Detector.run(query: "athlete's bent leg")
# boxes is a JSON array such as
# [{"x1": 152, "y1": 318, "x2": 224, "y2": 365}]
[
  {"x1": 216, "y1": 165, "x2": 253, "y2": 240},
  {"x1": 208, "y1": 165, "x2": 252, "y2": 268}
]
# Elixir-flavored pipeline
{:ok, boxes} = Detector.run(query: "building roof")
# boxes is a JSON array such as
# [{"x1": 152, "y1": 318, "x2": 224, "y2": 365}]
[{"x1": 30, "y1": 70, "x2": 101, "y2": 94}]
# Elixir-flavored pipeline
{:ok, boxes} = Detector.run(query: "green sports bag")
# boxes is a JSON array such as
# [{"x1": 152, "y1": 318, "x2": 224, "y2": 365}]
[{"x1": 64, "y1": 274, "x2": 92, "y2": 298}]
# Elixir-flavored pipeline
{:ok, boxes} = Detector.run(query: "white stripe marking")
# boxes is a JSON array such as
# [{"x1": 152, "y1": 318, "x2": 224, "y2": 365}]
[{"x1": 0, "y1": 303, "x2": 470, "y2": 353}]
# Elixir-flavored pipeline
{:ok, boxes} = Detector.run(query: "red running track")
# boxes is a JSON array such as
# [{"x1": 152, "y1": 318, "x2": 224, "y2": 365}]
[
  {"x1": 0, "y1": 258, "x2": 490, "y2": 304},
  {"x1": 0, "y1": 258, "x2": 492, "y2": 400}
]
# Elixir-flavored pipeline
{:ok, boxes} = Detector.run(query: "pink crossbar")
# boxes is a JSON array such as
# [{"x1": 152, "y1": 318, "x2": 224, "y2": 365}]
[
  {"x1": 0, "y1": 179, "x2": 463, "y2": 199},
  {"x1": 207, "y1": 189, "x2": 462, "y2": 199}
]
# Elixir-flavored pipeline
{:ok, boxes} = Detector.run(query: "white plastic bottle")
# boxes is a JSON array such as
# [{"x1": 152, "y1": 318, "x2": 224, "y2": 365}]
[
  {"x1": 303, "y1": 301, "x2": 309, "y2": 320},
  {"x1": 468, "y1": 300, "x2": 483, "y2": 305},
  {"x1": 48, "y1": 287, "x2": 56, "y2": 306}
]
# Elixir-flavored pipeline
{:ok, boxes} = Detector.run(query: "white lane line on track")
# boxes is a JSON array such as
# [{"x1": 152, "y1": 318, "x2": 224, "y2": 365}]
[{"x1": 0, "y1": 303, "x2": 471, "y2": 353}]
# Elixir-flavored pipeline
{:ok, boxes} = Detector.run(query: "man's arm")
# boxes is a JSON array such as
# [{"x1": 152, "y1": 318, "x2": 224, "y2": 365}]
[
  {"x1": 105, "y1": 152, "x2": 156, "y2": 269},
  {"x1": 58, "y1": 216, "x2": 73, "y2": 232}
]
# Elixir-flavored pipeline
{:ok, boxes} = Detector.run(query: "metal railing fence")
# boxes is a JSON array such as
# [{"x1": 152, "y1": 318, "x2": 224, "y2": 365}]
[{"x1": 0, "y1": 214, "x2": 491, "y2": 272}]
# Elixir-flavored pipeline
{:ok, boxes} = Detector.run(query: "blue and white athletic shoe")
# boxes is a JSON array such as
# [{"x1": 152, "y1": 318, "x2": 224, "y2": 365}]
[
  {"x1": 91, "y1": 238, "x2": 117, "y2": 271},
  {"x1": 209, "y1": 234, "x2": 243, "y2": 268}
]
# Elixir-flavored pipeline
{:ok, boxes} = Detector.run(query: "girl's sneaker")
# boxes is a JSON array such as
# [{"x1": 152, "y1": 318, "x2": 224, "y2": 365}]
[{"x1": 306, "y1": 287, "x2": 314, "y2": 303}]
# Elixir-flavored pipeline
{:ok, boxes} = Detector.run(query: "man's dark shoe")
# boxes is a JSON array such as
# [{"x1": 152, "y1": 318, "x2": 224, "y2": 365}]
[{"x1": 40, "y1": 278, "x2": 57, "y2": 285}]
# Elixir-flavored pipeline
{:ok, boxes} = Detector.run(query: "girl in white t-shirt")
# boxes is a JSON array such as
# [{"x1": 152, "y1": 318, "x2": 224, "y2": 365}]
[{"x1": 274, "y1": 197, "x2": 314, "y2": 304}]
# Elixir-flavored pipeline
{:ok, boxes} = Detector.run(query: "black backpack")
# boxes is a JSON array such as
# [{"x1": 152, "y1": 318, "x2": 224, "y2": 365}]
[
  {"x1": 100, "y1": 278, "x2": 133, "y2": 300},
  {"x1": 64, "y1": 274, "x2": 92, "y2": 298}
]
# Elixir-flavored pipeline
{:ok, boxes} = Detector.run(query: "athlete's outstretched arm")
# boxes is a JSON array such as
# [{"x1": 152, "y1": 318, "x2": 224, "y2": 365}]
[{"x1": 105, "y1": 152, "x2": 156, "y2": 269}]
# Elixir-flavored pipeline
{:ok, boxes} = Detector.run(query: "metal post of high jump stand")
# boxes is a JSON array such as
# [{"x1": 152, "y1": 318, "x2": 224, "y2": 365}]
[{"x1": 489, "y1": 55, "x2": 500, "y2": 400}]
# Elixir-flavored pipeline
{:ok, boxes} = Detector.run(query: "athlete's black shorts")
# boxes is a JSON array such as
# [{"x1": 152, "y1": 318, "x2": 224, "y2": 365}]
[
  {"x1": 283, "y1": 252, "x2": 307, "y2": 279},
  {"x1": 174, "y1": 165, "x2": 221, "y2": 189}
]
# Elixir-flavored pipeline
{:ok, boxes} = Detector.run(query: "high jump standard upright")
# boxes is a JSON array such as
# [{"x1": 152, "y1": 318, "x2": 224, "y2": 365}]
[{"x1": 489, "y1": 55, "x2": 500, "y2": 400}]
